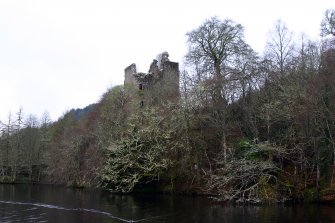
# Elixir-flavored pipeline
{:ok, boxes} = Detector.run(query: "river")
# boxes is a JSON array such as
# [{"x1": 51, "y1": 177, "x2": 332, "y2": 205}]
[{"x1": 0, "y1": 184, "x2": 334, "y2": 222}]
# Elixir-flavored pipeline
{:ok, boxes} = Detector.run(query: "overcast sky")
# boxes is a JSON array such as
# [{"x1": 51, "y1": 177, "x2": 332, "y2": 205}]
[{"x1": 0, "y1": 0, "x2": 334, "y2": 122}]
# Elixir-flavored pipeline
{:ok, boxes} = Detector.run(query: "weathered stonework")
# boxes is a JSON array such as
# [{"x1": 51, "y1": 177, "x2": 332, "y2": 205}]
[{"x1": 124, "y1": 51, "x2": 179, "y2": 106}]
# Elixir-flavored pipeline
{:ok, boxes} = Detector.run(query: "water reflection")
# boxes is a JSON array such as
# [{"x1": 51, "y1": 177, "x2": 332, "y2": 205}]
[{"x1": 0, "y1": 184, "x2": 335, "y2": 222}]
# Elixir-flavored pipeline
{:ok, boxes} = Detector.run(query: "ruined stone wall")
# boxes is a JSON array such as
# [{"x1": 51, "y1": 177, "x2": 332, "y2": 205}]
[
  {"x1": 162, "y1": 61, "x2": 180, "y2": 99},
  {"x1": 123, "y1": 52, "x2": 179, "y2": 106},
  {"x1": 124, "y1": 63, "x2": 138, "y2": 86}
]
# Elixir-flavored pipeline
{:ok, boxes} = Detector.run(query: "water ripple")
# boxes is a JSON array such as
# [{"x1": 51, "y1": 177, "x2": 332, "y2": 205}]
[{"x1": 0, "y1": 200, "x2": 145, "y2": 222}]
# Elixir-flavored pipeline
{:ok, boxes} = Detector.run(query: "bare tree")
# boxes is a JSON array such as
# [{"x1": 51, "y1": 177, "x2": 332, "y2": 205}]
[
  {"x1": 11, "y1": 108, "x2": 24, "y2": 181},
  {"x1": 38, "y1": 111, "x2": 51, "y2": 182},
  {"x1": 0, "y1": 112, "x2": 13, "y2": 178},
  {"x1": 228, "y1": 44, "x2": 259, "y2": 100},
  {"x1": 23, "y1": 114, "x2": 40, "y2": 180},
  {"x1": 265, "y1": 20, "x2": 295, "y2": 76},
  {"x1": 185, "y1": 17, "x2": 249, "y2": 161},
  {"x1": 186, "y1": 16, "x2": 247, "y2": 104},
  {"x1": 321, "y1": 9, "x2": 335, "y2": 37}
]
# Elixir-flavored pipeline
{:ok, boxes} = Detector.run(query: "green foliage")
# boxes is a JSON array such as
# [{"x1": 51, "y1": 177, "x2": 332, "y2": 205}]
[
  {"x1": 0, "y1": 176, "x2": 13, "y2": 183},
  {"x1": 304, "y1": 188, "x2": 319, "y2": 201},
  {"x1": 235, "y1": 139, "x2": 275, "y2": 161}
]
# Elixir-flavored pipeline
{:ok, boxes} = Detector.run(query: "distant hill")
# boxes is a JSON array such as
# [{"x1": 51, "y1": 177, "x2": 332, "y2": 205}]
[{"x1": 69, "y1": 103, "x2": 96, "y2": 121}]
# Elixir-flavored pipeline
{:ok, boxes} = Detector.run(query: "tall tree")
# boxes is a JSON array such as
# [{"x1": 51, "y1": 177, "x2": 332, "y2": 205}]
[
  {"x1": 38, "y1": 111, "x2": 51, "y2": 181},
  {"x1": 186, "y1": 16, "x2": 247, "y2": 104},
  {"x1": 11, "y1": 108, "x2": 24, "y2": 181},
  {"x1": 185, "y1": 17, "x2": 249, "y2": 160},
  {"x1": 321, "y1": 9, "x2": 335, "y2": 37},
  {"x1": 22, "y1": 114, "x2": 40, "y2": 180},
  {"x1": 0, "y1": 113, "x2": 13, "y2": 178},
  {"x1": 265, "y1": 20, "x2": 295, "y2": 76}
]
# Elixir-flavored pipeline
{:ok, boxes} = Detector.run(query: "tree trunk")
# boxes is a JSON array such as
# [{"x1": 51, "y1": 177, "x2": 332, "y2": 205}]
[
  {"x1": 316, "y1": 163, "x2": 320, "y2": 190},
  {"x1": 223, "y1": 134, "x2": 227, "y2": 164},
  {"x1": 266, "y1": 108, "x2": 270, "y2": 143},
  {"x1": 314, "y1": 137, "x2": 320, "y2": 191},
  {"x1": 214, "y1": 61, "x2": 224, "y2": 105}
]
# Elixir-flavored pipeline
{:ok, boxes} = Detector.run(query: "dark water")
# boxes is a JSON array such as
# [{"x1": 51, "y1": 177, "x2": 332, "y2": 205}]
[{"x1": 0, "y1": 184, "x2": 335, "y2": 223}]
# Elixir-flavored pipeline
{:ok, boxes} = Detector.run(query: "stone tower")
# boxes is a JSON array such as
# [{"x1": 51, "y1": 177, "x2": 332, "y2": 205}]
[{"x1": 124, "y1": 51, "x2": 179, "y2": 106}]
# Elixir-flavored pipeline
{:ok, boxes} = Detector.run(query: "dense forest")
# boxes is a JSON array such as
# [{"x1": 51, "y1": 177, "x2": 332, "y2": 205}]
[{"x1": 1, "y1": 9, "x2": 335, "y2": 203}]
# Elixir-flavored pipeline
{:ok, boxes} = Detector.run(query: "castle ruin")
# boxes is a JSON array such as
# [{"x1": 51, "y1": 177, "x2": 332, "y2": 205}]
[{"x1": 124, "y1": 51, "x2": 179, "y2": 106}]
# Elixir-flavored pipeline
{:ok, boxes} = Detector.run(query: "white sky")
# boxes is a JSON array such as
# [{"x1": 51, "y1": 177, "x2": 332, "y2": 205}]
[{"x1": 0, "y1": 0, "x2": 334, "y2": 122}]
